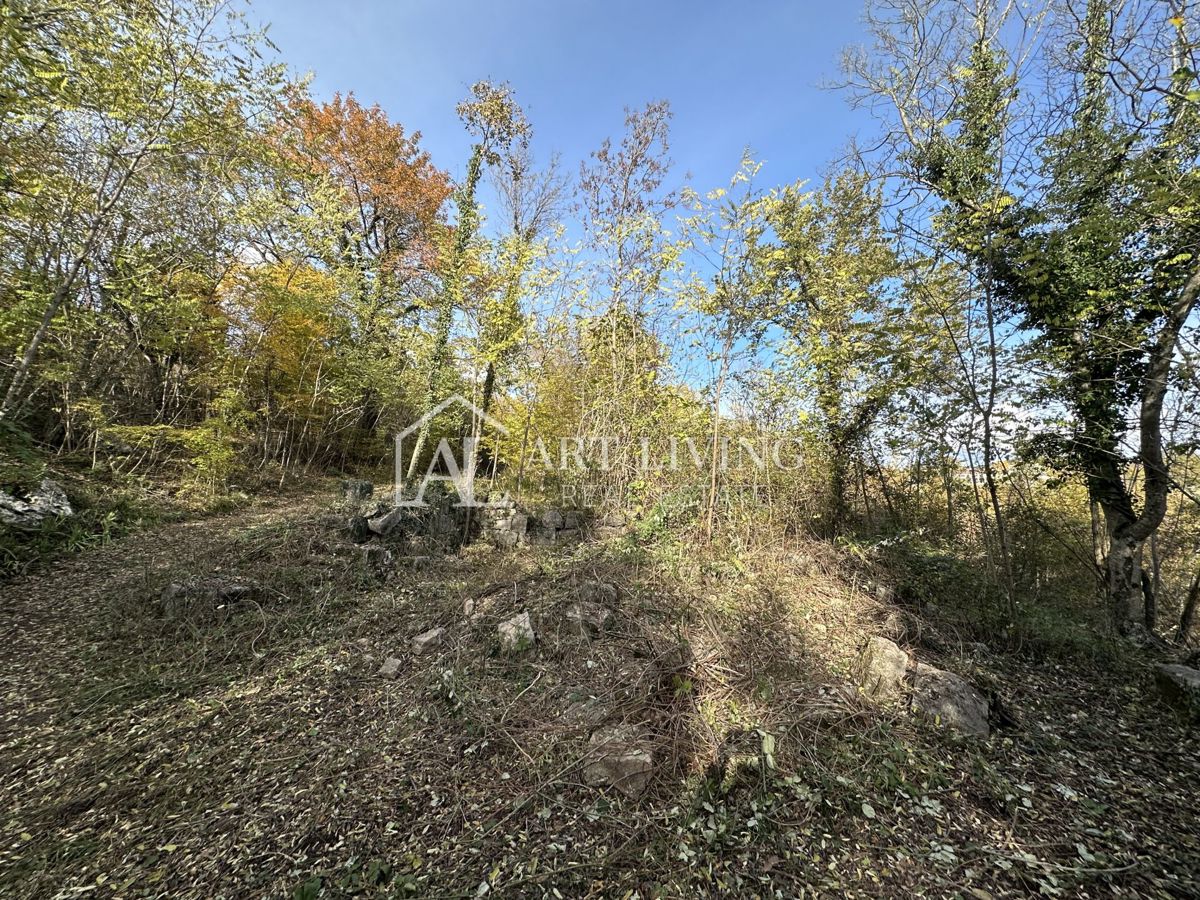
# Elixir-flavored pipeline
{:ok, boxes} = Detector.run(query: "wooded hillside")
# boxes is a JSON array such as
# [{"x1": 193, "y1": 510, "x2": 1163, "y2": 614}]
[{"x1": 1, "y1": 1, "x2": 1198, "y2": 897}]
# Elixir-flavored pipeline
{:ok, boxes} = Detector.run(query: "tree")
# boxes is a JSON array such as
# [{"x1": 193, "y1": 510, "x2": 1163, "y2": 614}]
[
  {"x1": 404, "y1": 81, "x2": 530, "y2": 484},
  {"x1": 574, "y1": 100, "x2": 679, "y2": 498},
  {"x1": 0, "y1": 0, "x2": 284, "y2": 422},
  {"x1": 844, "y1": 0, "x2": 1200, "y2": 633},
  {"x1": 676, "y1": 154, "x2": 773, "y2": 538},
  {"x1": 478, "y1": 145, "x2": 567, "y2": 424},
  {"x1": 766, "y1": 170, "x2": 905, "y2": 534}
]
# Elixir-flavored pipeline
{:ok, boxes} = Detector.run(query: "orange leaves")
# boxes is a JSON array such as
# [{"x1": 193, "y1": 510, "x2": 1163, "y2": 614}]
[{"x1": 280, "y1": 92, "x2": 451, "y2": 276}]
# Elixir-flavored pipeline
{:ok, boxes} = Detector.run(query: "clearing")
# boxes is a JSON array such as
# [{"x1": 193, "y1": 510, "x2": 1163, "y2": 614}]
[{"x1": 0, "y1": 486, "x2": 1196, "y2": 898}]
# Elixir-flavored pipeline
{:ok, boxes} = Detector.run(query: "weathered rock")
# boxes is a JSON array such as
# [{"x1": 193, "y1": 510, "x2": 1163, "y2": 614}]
[
  {"x1": 160, "y1": 576, "x2": 257, "y2": 618},
  {"x1": 584, "y1": 725, "x2": 654, "y2": 798},
  {"x1": 910, "y1": 662, "x2": 990, "y2": 738},
  {"x1": 561, "y1": 698, "x2": 607, "y2": 726},
  {"x1": 542, "y1": 509, "x2": 565, "y2": 529},
  {"x1": 0, "y1": 478, "x2": 73, "y2": 530},
  {"x1": 565, "y1": 601, "x2": 612, "y2": 636},
  {"x1": 498, "y1": 611, "x2": 536, "y2": 653},
  {"x1": 347, "y1": 515, "x2": 372, "y2": 544},
  {"x1": 367, "y1": 507, "x2": 406, "y2": 537},
  {"x1": 527, "y1": 525, "x2": 558, "y2": 547},
  {"x1": 858, "y1": 636, "x2": 909, "y2": 699},
  {"x1": 1156, "y1": 663, "x2": 1200, "y2": 721},
  {"x1": 377, "y1": 657, "x2": 402, "y2": 678},
  {"x1": 340, "y1": 479, "x2": 374, "y2": 501},
  {"x1": 411, "y1": 627, "x2": 447, "y2": 656}
]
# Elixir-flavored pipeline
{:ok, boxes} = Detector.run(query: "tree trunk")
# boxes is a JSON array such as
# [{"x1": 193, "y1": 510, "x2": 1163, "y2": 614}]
[
  {"x1": 1176, "y1": 565, "x2": 1199, "y2": 645},
  {"x1": 1105, "y1": 528, "x2": 1143, "y2": 628},
  {"x1": 1103, "y1": 265, "x2": 1200, "y2": 632},
  {"x1": 829, "y1": 444, "x2": 849, "y2": 536}
]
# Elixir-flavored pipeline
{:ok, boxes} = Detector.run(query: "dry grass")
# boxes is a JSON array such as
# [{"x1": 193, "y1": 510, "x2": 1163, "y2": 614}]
[{"x1": 0, "y1": 486, "x2": 1196, "y2": 897}]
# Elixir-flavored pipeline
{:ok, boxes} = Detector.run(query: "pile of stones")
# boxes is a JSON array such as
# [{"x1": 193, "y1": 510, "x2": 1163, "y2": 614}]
[{"x1": 479, "y1": 495, "x2": 584, "y2": 549}]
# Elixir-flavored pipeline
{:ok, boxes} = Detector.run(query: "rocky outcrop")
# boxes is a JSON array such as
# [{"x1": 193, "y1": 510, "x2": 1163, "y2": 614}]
[
  {"x1": 858, "y1": 636, "x2": 909, "y2": 699},
  {"x1": 1155, "y1": 663, "x2": 1200, "y2": 721},
  {"x1": 0, "y1": 478, "x2": 73, "y2": 530},
  {"x1": 347, "y1": 491, "x2": 472, "y2": 550},
  {"x1": 480, "y1": 496, "x2": 583, "y2": 549},
  {"x1": 584, "y1": 724, "x2": 654, "y2": 798},
  {"x1": 910, "y1": 662, "x2": 990, "y2": 738},
  {"x1": 857, "y1": 636, "x2": 992, "y2": 738}
]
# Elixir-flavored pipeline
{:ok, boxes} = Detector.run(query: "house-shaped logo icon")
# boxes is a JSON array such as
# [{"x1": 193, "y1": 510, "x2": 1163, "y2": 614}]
[{"x1": 394, "y1": 394, "x2": 509, "y2": 507}]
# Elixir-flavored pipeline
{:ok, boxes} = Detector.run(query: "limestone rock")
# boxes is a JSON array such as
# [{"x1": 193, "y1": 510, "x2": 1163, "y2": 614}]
[
  {"x1": 527, "y1": 525, "x2": 558, "y2": 547},
  {"x1": 377, "y1": 657, "x2": 402, "y2": 678},
  {"x1": 584, "y1": 724, "x2": 654, "y2": 798},
  {"x1": 1156, "y1": 663, "x2": 1200, "y2": 721},
  {"x1": 498, "y1": 611, "x2": 535, "y2": 653},
  {"x1": 0, "y1": 478, "x2": 73, "y2": 530},
  {"x1": 910, "y1": 662, "x2": 990, "y2": 738},
  {"x1": 858, "y1": 636, "x2": 909, "y2": 699},
  {"x1": 560, "y1": 698, "x2": 607, "y2": 726},
  {"x1": 411, "y1": 627, "x2": 447, "y2": 656},
  {"x1": 367, "y1": 507, "x2": 406, "y2": 537}
]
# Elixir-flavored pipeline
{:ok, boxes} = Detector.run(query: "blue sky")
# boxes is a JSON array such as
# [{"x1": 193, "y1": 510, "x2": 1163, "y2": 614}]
[{"x1": 251, "y1": 0, "x2": 877, "y2": 213}]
